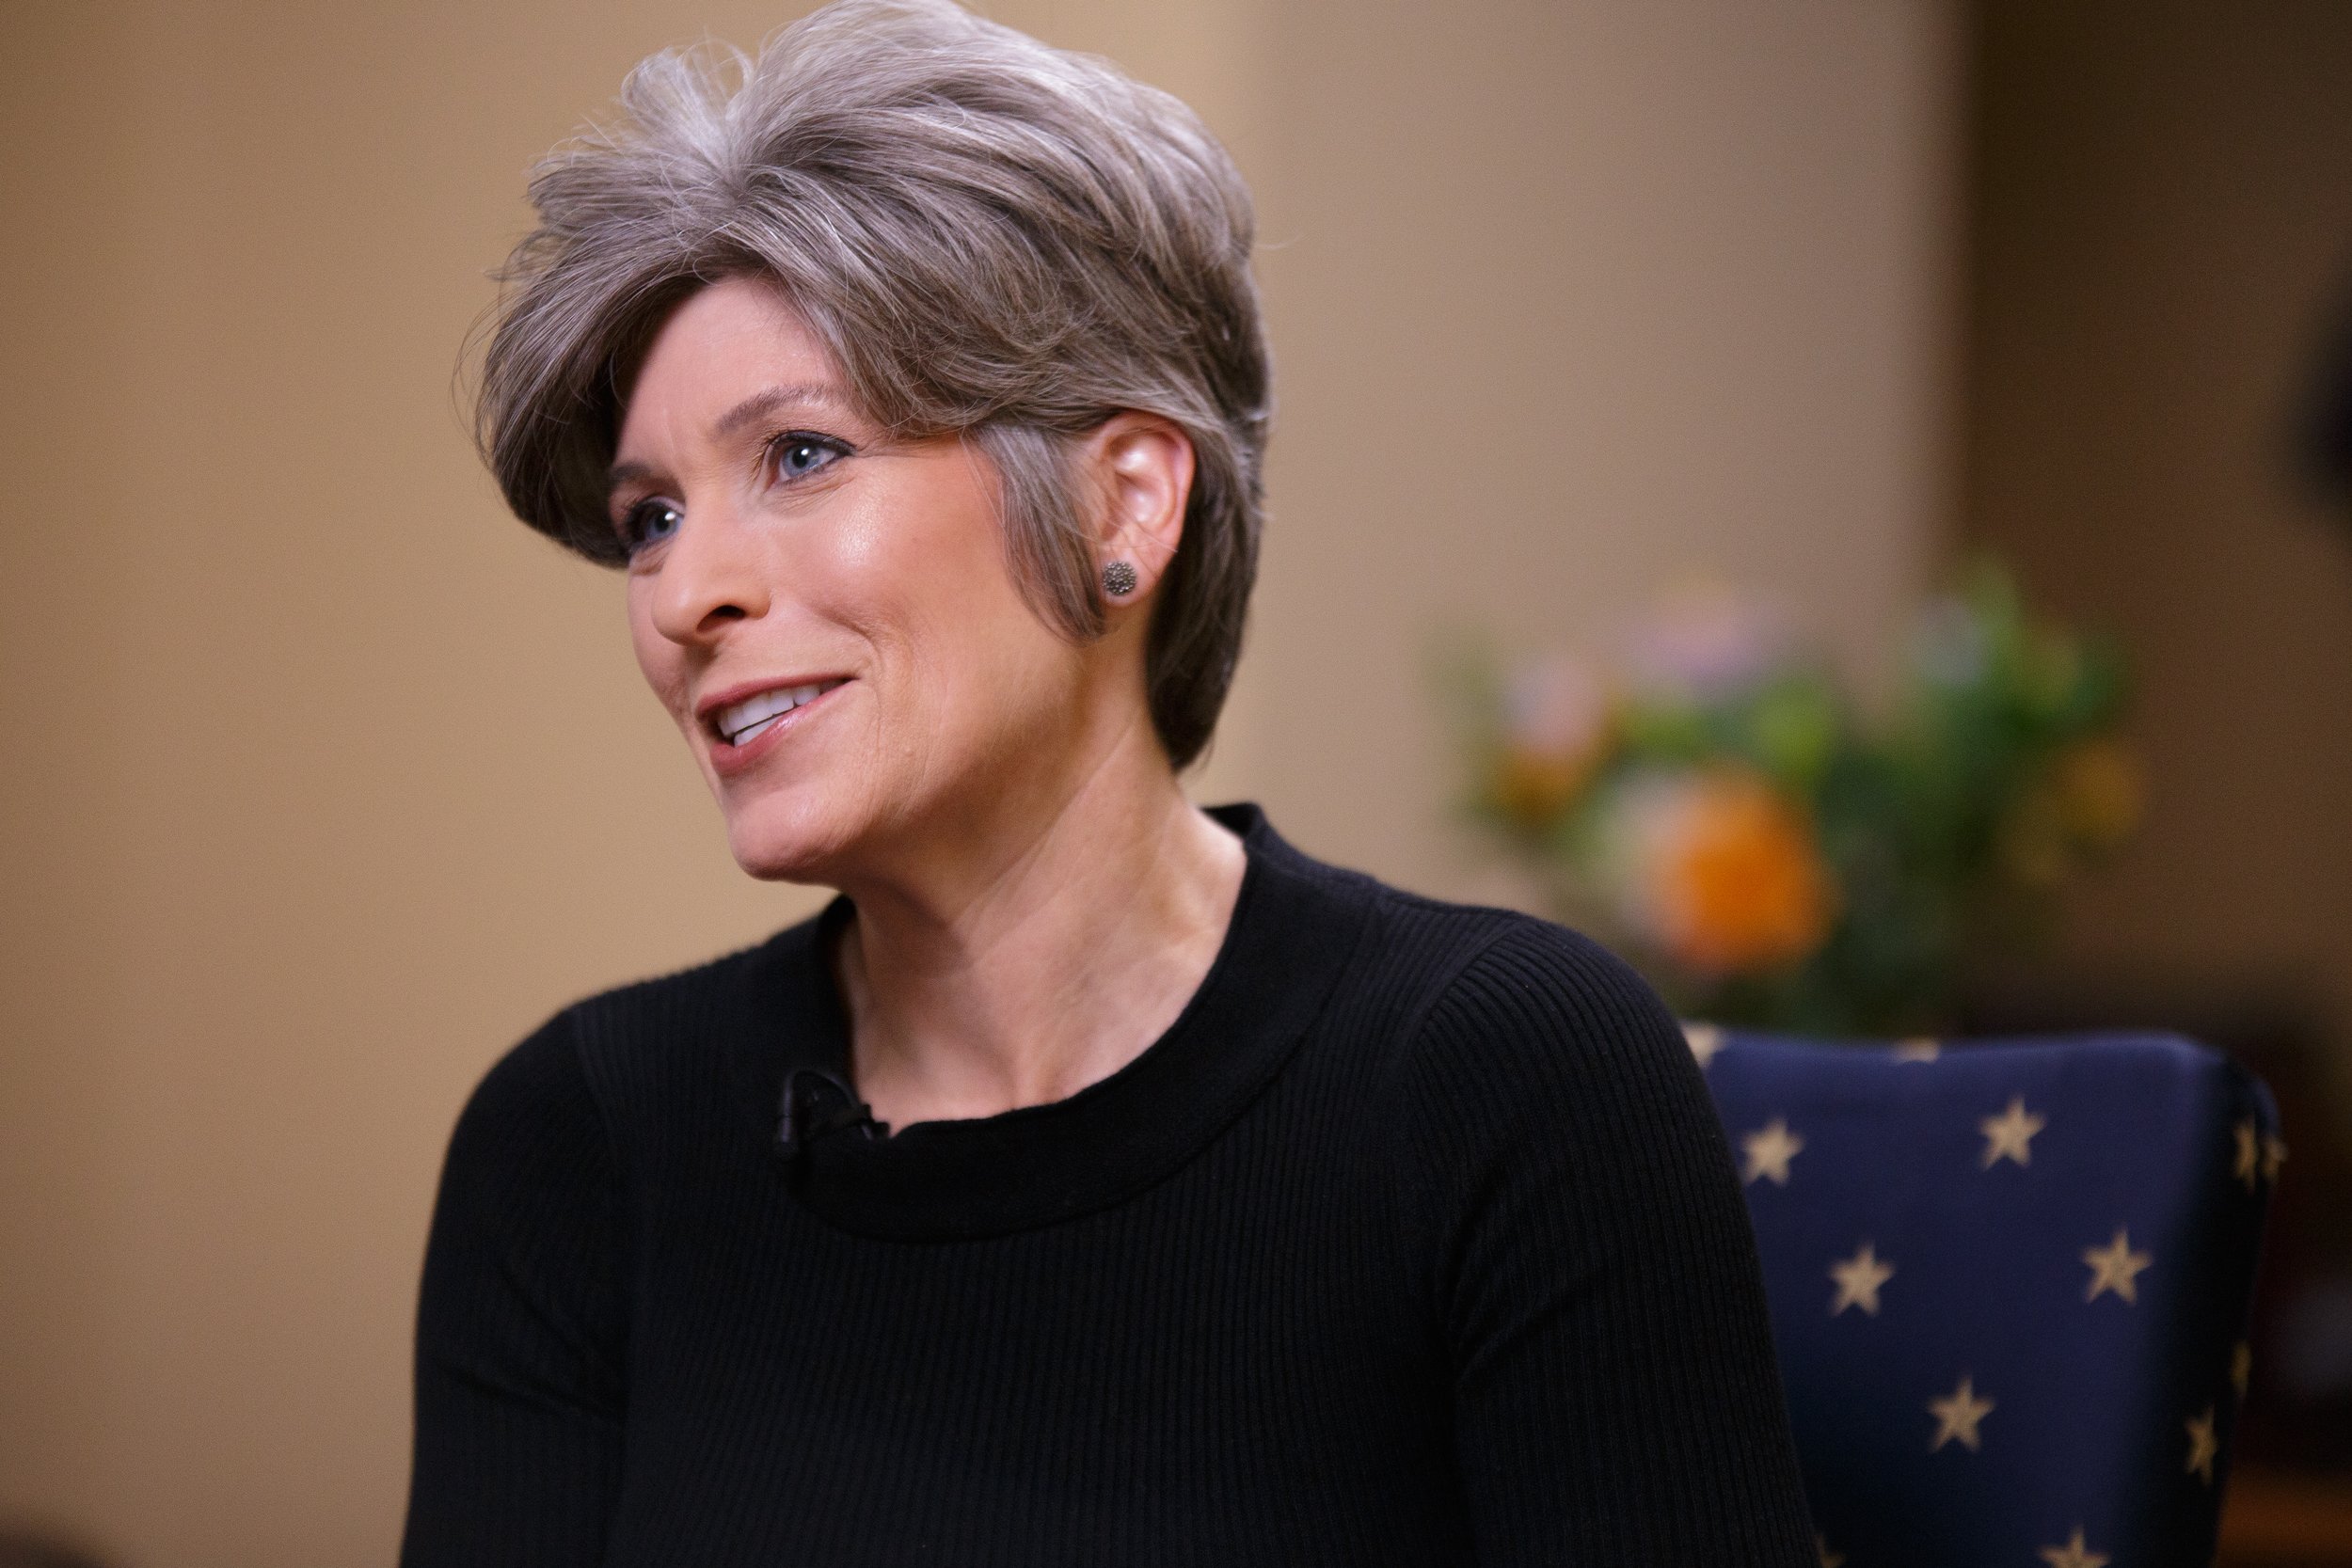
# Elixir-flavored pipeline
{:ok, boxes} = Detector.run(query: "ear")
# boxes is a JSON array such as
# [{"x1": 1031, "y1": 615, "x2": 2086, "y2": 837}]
[{"x1": 1081, "y1": 412, "x2": 1195, "y2": 608}]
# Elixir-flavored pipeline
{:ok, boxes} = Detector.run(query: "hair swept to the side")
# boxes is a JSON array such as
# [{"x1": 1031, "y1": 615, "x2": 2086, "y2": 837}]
[{"x1": 473, "y1": 0, "x2": 1270, "y2": 768}]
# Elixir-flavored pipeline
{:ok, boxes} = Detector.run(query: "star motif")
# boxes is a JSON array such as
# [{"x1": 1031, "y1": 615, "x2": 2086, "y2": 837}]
[
  {"x1": 2231, "y1": 1340, "x2": 2252, "y2": 1398},
  {"x1": 1979, "y1": 1095, "x2": 2046, "y2": 1168},
  {"x1": 1890, "y1": 1037, "x2": 1941, "y2": 1062},
  {"x1": 1929, "y1": 1374, "x2": 1994, "y2": 1451},
  {"x1": 2263, "y1": 1132, "x2": 2288, "y2": 1184},
  {"x1": 2185, "y1": 1405, "x2": 2217, "y2": 1483},
  {"x1": 1817, "y1": 1536, "x2": 1844, "y2": 1568},
  {"x1": 2083, "y1": 1227, "x2": 2152, "y2": 1305},
  {"x1": 1829, "y1": 1242, "x2": 1895, "y2": 1316},
  {"x1": 2040, "y1": 1528, "x2": 2108, "y2": 1568},
  {"x1": 1683, "y1": 1022, "x2": 1727, "y2": 1069},
  {"x1": 2233, "y1": 1118, "x2": 2260, "y2": 1191},
  {"x1": 1741, "y1": 1117, "x2": 1804, "y2": 1185}
]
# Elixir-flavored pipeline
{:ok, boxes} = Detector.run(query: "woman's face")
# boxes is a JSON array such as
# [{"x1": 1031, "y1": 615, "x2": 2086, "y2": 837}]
[{"x1": 610, "y1": 276, "x2": 1099, "y2": 882}]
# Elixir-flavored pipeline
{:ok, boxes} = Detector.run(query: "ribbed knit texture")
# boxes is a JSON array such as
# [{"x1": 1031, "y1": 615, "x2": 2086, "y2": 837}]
[{"x1": 402, "y1": 806, "x2": 1816, "y2": 1565}]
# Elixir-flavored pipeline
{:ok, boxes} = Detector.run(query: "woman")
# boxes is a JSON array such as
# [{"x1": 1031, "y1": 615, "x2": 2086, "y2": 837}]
[{"x1": 404, "y1": 2, "x2": 1817, "y2": 1561}]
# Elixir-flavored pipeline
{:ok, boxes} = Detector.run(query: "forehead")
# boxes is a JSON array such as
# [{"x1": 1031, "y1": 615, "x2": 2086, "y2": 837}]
[{"x1": 616, "y1": 277, "x2": 849, "y2": 454}]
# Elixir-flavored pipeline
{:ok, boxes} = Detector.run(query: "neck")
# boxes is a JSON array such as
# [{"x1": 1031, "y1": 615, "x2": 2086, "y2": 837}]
[{"x1": 827, "y1": 713, "x2": 1248, "y2": 1132}]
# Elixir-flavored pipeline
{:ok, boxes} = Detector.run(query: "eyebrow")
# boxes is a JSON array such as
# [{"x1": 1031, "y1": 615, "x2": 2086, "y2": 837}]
[{"x1": 606, "y1": 382, "x2": 852, "y2": 494}]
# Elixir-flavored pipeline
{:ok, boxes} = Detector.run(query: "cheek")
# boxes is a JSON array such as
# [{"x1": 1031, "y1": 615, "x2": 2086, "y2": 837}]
[
  {"x1": 821, "y1": 457, "x2": 1027, "y2": 668},
  {"x1": 893, "y1": 561, "x2": 1081, "y2": 775},
  {"x1": 851, "y1": 478, "x2": 1061, "y2": 702}
]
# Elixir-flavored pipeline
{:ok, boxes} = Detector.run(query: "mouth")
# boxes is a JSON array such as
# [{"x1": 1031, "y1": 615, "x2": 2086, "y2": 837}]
[{"x1": 702, "y1": 677, "x2": 851, "y2": 749}]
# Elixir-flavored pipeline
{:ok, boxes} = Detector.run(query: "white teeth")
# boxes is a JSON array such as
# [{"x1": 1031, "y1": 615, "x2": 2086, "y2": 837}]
[{"x1": 713, "y1": 680, "x2": 843, "y2": 745}]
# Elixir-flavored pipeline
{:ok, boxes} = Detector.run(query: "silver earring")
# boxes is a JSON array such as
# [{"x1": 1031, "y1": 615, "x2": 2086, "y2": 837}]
[{"x1": 1103, "y1": 560, "x2": 1139, "y2": 598}]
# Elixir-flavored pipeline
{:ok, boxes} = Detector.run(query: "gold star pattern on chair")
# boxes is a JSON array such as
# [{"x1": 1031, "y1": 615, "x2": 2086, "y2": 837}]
[
  {"x1": 1829, "y1": 1242, "x2": 1895, "y2": 1317},
  {"x1": 2039, "y1": 1527, "x2": 2108, "y2": 1568},
  {"x1": 1702, "y1": 1030, "x2": 2280, "y2": 1562},
  {"x1": 1928, "y1": 1375, "x2": 1994, "y2": 1451},
  {"x1": 2082, "y1": 1227, "x2": 2152, "y2": 1305},
  {"x1": 1979, "y1": 1096, "x2": 2046, "y2": 1168},
  {"x1": 2233, "y1": 1117, "x2": 2260, "y2": 1191},
  {"x1": 1741, "y1": 1117, "x2": 1804, "y2": 1185},
  {"x1": 1683, "y1": 1022, "x2": 1726, "y2": 1069},
  {"x1": 2184, "y1": 1405, "x2": 2217, "y2": 1484}
]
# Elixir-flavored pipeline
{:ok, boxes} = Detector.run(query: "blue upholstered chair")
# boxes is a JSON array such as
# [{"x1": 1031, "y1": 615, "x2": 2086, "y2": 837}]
[{"x1": 1692, "y1": 1026, "x2": 2280, "y2": 1567}]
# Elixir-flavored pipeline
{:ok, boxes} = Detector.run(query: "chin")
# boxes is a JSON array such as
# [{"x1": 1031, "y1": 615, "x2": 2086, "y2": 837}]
[{"x1": 719, "y1": 790, "x2": 862, "y2": 885}]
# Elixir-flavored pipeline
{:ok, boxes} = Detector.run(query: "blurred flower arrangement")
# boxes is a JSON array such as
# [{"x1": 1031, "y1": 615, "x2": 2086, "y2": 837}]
[{"x1": 1448, "y1": 566, "x2": 2140, "y2": 1035}]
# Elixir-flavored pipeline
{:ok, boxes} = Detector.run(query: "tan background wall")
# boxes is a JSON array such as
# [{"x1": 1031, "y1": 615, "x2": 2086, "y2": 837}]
[
  {"x1": 1963, "y1": 2, "x2": 2352, "y2": 1101},
  {"x1": 0, "y1": 2, "x2": 1959, "y2": 1562}
]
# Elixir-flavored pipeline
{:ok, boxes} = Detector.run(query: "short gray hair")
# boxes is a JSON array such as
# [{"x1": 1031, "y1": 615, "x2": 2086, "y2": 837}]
[{"x1": 475, "y1": 0, "x2": 1269, "y2": 768}]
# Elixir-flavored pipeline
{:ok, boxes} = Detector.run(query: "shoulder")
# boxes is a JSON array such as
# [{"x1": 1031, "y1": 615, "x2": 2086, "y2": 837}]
[
  {"x1": 430, "y1": 932, "x2": 794, "y2": 1268},
  {"x1": 451, "y1": 1006, "x2": 600, "y2": 1168},
  {"x1": 1358, "y1": 903, "x2": 1749, "y2": 1303},
  {"x1": 1411, "y1": 908, "x2": 1687, "y2": 1066},
  {"x1": 1372, "y1": 900, "x2": 1700, "y2": 1125},
  {"x1": 422, "y1": 1006, "x2": 646, "y2": 1424},
  {"x1": 1245, "y1": 814, "x2": 1693, "y2": 1101},
  {"x1": 1245, "y1": 821, "x2": 1527, "y2": 1023},
  {"x1": 1319, "y1": 883, "x2": 1727, "y2": 1223},
  {"x1": 437, "y1": 1005, "x2": 621, "y2": 1248},
  {"x1": 448, "y1": 921, "x2": 813, "y2": 1189},
  {"x1": 553, "y1": 920, "x2": 823, "y2": 1117},
  {"x1": 554, "y1": 933, "x2": 784, "y2": 1069}
]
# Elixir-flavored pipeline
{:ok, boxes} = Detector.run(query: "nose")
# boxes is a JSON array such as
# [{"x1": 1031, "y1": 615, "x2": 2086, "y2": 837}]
[{"x1": 649, "y1": 501, "x2": 771, "y2": 646}]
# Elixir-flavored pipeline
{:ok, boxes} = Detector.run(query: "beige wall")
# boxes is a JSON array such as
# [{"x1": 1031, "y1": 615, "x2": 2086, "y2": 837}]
[
  {"x1": 1963, "y1": 3, "x2": 2352, "y2": 1101},
  {"x1": 0, "y1": 2, "x2": 1958, "y2": 1561},
  {"x1": 1245, "y1": 0, "x2": 1960, "y2": 894}
]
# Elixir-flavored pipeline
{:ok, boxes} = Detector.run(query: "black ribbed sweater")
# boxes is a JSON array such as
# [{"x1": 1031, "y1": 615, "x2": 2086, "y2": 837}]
[{"x1": 402, "y1": 805, "x2": 1816, "y2": 1565}]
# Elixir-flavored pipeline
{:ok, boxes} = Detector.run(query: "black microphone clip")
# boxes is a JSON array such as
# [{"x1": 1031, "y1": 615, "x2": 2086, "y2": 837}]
[{"x1": 776, "y1": 1067, "x2": 888, "y2": 1158}]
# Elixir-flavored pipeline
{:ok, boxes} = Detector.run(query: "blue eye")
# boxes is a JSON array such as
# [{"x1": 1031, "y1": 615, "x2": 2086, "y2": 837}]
[
  {"x1": 623, "y1": 499, "x2": 683, "y2": 552},
  {"x1": 771, "y1": 434, "x2": 848, "y2": 483}
]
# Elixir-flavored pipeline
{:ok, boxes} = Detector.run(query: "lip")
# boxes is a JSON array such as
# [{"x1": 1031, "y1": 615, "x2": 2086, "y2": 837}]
[{"x1": 697, "y1": 674, "x2": 852, "y2": 777}]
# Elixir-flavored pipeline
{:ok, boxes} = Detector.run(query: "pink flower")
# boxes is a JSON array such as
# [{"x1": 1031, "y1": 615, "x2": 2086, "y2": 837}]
[
  {"x1": 1490, "y1": 657, "x2": 1613, "y2": 830},
  {"x1": 1622, "y1": 583, "x2": 1790, "y2": 701},
  {"x1": 1504, "y1": 656, "x2": 1610, "y2": 758}
]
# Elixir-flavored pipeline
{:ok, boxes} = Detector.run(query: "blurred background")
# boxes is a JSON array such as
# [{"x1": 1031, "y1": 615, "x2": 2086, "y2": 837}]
[{"x1": 2, "y1": 0, "x2": 2347, "y2": 1562}]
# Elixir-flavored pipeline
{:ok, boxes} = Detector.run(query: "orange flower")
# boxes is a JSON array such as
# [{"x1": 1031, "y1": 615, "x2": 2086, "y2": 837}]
[{"x1": 1617, "y1": 768, "x2": 1837, "y2": 975}]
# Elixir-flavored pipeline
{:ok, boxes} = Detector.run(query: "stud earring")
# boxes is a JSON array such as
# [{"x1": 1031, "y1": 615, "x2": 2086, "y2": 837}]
[{"x1": 1102, "y1": 560, "x2": 1139, "y2": 598}]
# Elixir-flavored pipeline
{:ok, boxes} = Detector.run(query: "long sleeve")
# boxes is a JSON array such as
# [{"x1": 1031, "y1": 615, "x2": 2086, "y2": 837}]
[
  {"x1": 1395, "y1": 921, "x2": 1818, "y2": 1565},
  {"x1": 402, "y1": 1012, "x2": 630, "y2": 1567}
]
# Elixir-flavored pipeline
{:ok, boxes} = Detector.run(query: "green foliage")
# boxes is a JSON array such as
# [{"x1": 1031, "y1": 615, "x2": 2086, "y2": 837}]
[{"x1": 1450, "y1": 563, "x2": 2135, "y2": 1036}]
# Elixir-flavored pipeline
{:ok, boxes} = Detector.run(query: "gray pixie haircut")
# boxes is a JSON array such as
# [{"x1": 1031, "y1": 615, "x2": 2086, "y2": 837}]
[{"x1": 476, "y1": 0, "x2": 1270, "y2": 768}]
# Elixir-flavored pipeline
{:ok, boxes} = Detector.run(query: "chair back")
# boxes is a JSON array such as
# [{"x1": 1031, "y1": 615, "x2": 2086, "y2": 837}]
[{"x1": 1695, "y1": 1027, "x2": 2279, "y2": 1567}]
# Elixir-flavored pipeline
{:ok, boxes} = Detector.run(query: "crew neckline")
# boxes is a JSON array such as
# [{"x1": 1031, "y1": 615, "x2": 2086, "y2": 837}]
[{"x1": 732, "y1": 803, "x2": 1372, "y2": 1242}]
